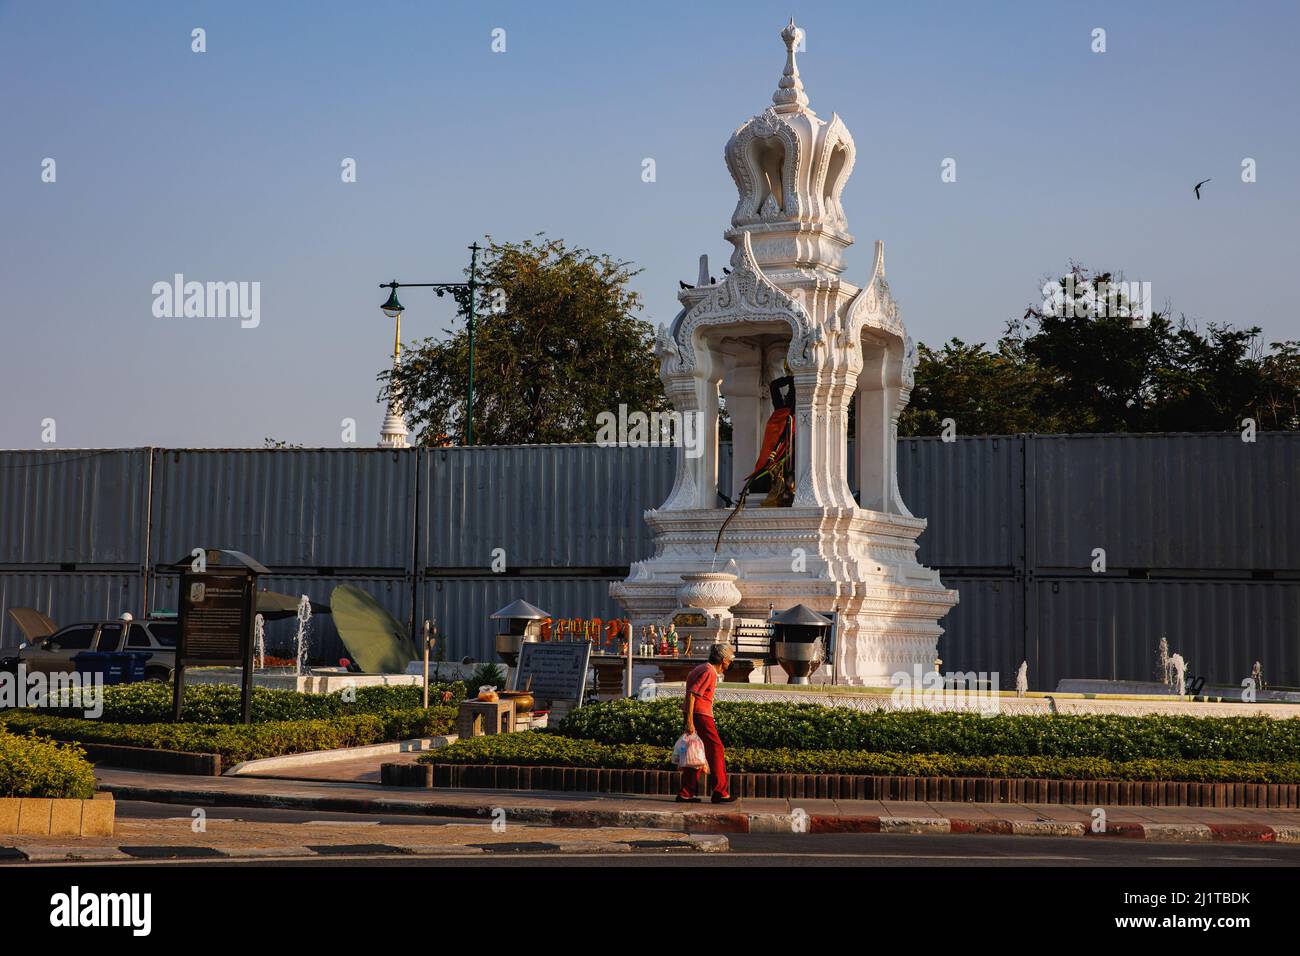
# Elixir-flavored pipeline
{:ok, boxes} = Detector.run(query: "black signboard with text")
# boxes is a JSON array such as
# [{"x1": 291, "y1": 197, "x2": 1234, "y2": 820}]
[
  {"x1": 172, "y1": 549, "x2": 266, "y2": 724},
  {"x1": 179, "y1": 574, "x2": 253, "y2": 663},
  {"x1": 514, "y1": 641, "x2": 592, "y2": 707}
]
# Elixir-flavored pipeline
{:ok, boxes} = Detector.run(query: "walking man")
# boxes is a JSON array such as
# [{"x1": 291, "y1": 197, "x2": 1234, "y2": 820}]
[{"x1": 677, "y1": 642, "x2": 739, "y2": 804}]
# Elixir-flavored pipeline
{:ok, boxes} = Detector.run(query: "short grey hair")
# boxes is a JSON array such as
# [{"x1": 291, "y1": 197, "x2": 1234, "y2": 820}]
[{"x1": 708, "y1": 642, "x2": 736, "y2": 664}]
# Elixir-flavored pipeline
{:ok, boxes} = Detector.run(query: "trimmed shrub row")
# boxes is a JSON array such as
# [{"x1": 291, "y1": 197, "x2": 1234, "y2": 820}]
[
  {"x1": 557, "y1": 698, "x2": 1300, "y2": 761},
  {"x1": 41, "y1": 680, "x2": 465, "y2": 724},
  {"x1": 0, "y1": 730, "x2": 97, "y2": 799},
  {"x1": 420, "y1": 731, "x2": 1300, "y2": 785},
  {"x1": 0, "y1": 707, "x2": 457, "y2": 767}
]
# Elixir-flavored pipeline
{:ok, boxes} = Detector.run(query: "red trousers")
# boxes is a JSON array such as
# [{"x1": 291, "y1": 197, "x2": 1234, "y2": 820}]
[{"x1": 678, "y1": 713, "x2": 728, "y2": 799}]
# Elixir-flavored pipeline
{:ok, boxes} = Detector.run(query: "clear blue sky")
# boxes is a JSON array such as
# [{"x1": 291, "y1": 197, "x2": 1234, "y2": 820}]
[{"x1": 3, "y1": 0, "x2": 1296, "y2": 448}]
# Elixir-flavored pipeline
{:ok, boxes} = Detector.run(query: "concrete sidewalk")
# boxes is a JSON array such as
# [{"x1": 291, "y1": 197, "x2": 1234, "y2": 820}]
[
  {"x1": 95, "y1": 767, "x2": 1300, "y2": 844},
  {"x1": 234, "y1": 748, "x2": 428, "y2": 783},
  {"x1": 2, "y1": 813, "x2": 724, "y2": 864}
]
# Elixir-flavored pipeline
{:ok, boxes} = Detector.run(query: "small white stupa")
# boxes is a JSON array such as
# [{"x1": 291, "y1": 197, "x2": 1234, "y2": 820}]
[
  {"x1": 378, "y1": 305, "x2": 410, "y2": 450},
  {"x1": 378, "y1": 388, "x2": 409, "y2": 449},
  {"x1": 612, "y1": 20, "x2": 958, "y2": 684}
]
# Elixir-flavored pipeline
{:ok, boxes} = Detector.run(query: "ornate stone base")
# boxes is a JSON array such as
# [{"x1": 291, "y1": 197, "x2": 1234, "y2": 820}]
[{"x1": 611, "y1": 505, "x2": 958, "y2": 685}]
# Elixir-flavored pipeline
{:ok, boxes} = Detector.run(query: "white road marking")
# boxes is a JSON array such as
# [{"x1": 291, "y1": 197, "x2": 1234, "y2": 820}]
[{"x1": 301, "y1": 820, "x2": 380, "y2": 826}]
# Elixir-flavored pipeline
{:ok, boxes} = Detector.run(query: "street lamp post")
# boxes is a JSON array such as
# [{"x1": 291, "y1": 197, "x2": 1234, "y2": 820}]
[
  {"x1": 466, "y1": 242, "x2": 478, "y2": 447},
  {"x1": 379, "y1": 242, "x2": 482, "y2": 446}
]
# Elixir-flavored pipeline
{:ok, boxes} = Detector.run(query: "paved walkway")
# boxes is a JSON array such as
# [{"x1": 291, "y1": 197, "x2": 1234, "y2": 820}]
[
  {"x1": 237, "y1": 749, "x2": 426, "y2": 783},
  {"x1": 95, "y1": 766, "x2": 1300, "y2": 844},
  {"x1": 1, "y1": 811, "x2": 721, "y2": 863}
]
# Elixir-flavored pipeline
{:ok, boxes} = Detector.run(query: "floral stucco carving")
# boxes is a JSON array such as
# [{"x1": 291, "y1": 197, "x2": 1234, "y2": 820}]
[
  {"x1": 725, "y1": 108, "x2": 803, "y2": 226},
  {"x1": 811, "y1": 113, "x2": 856, "y2": 227},
  {"x1": 664, "y1": 231, "x2": 814, "y2": 376},
  {"x1": 844, "y1": 240, "x2": 905, "y2": 344}
]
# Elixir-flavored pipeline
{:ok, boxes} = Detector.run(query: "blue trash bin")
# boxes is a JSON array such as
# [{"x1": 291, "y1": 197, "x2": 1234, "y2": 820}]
[
  {"x1": 115, "y1": 651, "x2": 152, "y2": 684},
  {"x1": 104, "y1": 655, "x2": 124, "y2": 685},
  {"x1": 72, "y1": 651, "x2": 120, "y2": 685}
]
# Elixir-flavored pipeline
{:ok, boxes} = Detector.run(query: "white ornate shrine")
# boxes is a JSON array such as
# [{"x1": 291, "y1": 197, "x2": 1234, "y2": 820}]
[{"x1": 611, "y1": 20, "x2": 958, "y2": 684}]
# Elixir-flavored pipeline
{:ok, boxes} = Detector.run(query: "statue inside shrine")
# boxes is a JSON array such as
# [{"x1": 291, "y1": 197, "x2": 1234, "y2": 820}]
[{"x1": 716, "y1": 374, "x2": 795, "y2": 549}]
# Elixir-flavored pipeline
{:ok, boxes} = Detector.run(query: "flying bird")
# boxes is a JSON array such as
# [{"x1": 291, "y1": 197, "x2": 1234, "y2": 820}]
[{"x1": 1194, "y1": 178, "x2": 1211, "y2": 200}]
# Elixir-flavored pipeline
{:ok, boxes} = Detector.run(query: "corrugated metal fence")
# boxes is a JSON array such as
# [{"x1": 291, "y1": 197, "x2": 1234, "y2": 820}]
[{"x1": 1, "y1": 435, "x2": 1295, "y2": 689}]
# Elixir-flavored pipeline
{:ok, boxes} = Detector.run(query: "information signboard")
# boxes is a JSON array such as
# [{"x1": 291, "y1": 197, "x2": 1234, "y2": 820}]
[
  {"x1": 172, "y1": 549, "x2": 265, "y2": 724},
  {"x1": 514, "y1": 641, "x2": 592, "y2": 707},
  {"x1": 179, "y1": 574, "x2": 252, "y2": 664}
]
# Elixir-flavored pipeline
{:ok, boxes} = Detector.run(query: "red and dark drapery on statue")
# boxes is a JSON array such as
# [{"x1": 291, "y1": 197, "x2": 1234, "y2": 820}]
[{"x1": 715, "y1": 376, "x2": 795, "y2": 550}]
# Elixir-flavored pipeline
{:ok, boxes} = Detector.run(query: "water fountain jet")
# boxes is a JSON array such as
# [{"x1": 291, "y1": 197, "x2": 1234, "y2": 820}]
[
  {"x1": 294, "y1": 595, "x2": 312, "y2": 676},
  {"x1": 253, "y1": 613, "x2": 266, "y2": 670}
]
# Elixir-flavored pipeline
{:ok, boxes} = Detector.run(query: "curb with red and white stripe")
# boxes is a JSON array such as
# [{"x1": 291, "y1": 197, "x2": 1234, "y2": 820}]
[
  {"x1": 97, "y1": 780, "x2": 1300, "y2": 845},
  {"x1": 712, "y1": 813, "x2": 1300, "y2": 843}
]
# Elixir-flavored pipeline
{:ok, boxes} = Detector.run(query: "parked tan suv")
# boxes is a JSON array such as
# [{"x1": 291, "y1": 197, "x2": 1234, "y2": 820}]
[{"x1": 4, "y1": 609, "x2": 176, "y2": 681}]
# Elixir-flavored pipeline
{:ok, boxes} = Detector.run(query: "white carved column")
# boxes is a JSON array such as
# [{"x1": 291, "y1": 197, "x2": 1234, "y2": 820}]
[
  {"x1": 698, "y1": 373, "x2": 721, "y2": 507},
  {"x1": 723, "y1": 360, "x2": 762, "y2": 500},
  {"x1": 886, "y1": 342, "x2": 914, "y2": 516},
  {"x1": 658, "y1": 371, "x2": 710, "y2": 511},
  {"x1": 856, "y1": 342, "x2": 890, "y2": 512},
  {"x1": 791, "y1": 366, "x2": 838, "y2": 507},
  {"x1": 825, "y1": 304, "x2": 862, "y2": 510},
  {"x1": 789, "y1": 372, "x2": 814, "y2": 505},
  {"x1": 826, "y1": 364, "x2": 859, "y2": 509}
]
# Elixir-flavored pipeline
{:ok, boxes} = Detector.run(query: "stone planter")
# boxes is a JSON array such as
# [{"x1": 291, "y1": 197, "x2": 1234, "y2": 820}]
[
  {"x1": 675, "y1": 572, "x2": 742, "y2": 618},
  {"x1": 0, "y1": 793, "x2": 114, "y2": 837}
]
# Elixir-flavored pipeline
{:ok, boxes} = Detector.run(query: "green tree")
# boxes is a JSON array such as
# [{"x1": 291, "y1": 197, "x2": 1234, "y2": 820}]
[
  {"x1": 1257, "y1": 343, "x2": 1300, "y2": 430},
  {"x1": 381, "y1": 236, "x2": 666, "y2": 445},
  {"x1": 902, "y1": 264, "x2": 1300, "y2": 436},
  {"x1": 899, "y1": 337, "x2": 1058, "y2": 436},
  {"x1": 1010, "y1": 268, "x2": 1179, "y2": 432},
  {"x1": 1150, "y1": 323, "x2": 1268, "y2": 431}
]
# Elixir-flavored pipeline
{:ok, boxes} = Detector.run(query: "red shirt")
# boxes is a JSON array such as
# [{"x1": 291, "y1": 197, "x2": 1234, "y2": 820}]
[{"x1": 686, "y1": 663, "x2": 717, "y2": 718}]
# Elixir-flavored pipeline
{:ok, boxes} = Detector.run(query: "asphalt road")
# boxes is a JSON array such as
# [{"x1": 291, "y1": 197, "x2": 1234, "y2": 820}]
[{"x1": 217, "y1": 837, "x2": 1296, "y2": 866}]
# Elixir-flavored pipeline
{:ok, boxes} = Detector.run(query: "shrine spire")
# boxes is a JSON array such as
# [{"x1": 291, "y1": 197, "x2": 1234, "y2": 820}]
[{"x1": 772, "y1": 18, "x2": 809, "y2": 112}]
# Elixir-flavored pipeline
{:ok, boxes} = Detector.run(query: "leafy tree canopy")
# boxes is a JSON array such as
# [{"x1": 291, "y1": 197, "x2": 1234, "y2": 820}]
[
  {"x1": 900, "y1": 264, "x2": 1300, "y2": 435},
  {"x1": 380, "y1": 236, "x2": 665, "y2": 446}
]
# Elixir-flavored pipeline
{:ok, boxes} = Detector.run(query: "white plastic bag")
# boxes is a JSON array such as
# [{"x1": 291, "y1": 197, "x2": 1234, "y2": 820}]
[{"x1": 672, "y1": 732, "x2": 708, "y2": 769}]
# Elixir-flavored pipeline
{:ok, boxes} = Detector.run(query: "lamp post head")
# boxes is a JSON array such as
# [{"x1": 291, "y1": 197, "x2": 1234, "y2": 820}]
[{"x1": 380, "y1": 286, "x2": 404, "y2": 318}]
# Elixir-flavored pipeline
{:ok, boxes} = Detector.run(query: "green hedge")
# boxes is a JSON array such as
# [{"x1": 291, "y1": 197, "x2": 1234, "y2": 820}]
[
  {"x1": 42, "y1": 680, "x2": 465, "y2": 724},
  {"x1": 420, "y1": 731, "x2": 1300, "y2": 785},
  {"x1": 0, "y1": 707, "x2": 457, "y2": 767},
  {"x1": 557, "y1": 698, "x2": 1300, "y2": 761},
  {"x1": 0, "y1": 730, "x2": 97, "y2": 799}
]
